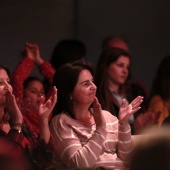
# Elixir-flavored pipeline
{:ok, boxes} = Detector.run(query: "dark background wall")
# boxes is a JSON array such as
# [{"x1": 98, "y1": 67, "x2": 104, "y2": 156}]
[
  {"x1": 1, "y1": 0, "x2": 170, "y2": 93},
  {"x1": 76, "y1": 0, "x2": 170, "y2": 93},
  {"x1": 0, "y1": 0, "x2": 75, "y2": 76}
]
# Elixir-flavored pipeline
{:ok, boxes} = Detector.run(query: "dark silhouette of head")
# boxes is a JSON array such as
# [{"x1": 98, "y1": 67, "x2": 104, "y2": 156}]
[{"x1": 50, "y1": 39, "x2": 86, "y2": 71}]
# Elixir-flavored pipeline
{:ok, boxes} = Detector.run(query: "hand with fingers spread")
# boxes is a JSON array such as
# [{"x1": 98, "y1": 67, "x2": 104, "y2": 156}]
[
  {"x1": 38, "y1": 86, "x2": 57, "y2": 143},
  {"x1": 119, "y1": 96, "x2": 144, "y2": 125},
  {"x1": 93, "y1": 97, "x2": 106, "y2": 129},
  {"x1": 38, "y1": 86, "x2": 57, "y2": 121}
]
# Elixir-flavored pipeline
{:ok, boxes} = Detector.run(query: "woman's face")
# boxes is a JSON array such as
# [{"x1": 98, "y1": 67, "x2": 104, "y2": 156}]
[
  {"x1": 0, "y1": 69, "x2": 11, "y2": 107},
  {"x1": 107, "y1": 55, "x2": 130, "y2": 86},
  {"x1": 71, "y1": 69, "x2": 96, "y2": 106},
  {"x1": 24, "y1": 80, "x2": 45, "y2": 111}
]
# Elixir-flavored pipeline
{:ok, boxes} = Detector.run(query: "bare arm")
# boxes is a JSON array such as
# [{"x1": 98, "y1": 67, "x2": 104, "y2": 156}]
[{"x1": 38, "y1": 86, "x2": 57, "y2": 143}]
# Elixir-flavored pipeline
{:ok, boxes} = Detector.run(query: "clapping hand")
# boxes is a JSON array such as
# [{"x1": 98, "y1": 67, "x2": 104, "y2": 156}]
[
  {"x1": 38, "y1": 86, "x2": 57, "y2": 120},
  {"x1": 4, "y1": 81, "x2": 23, "y2": 125},
  {"x1": 25, "y1": 43, "x2": 40, "y2": 60},
  {"x1": 119, "y1": 96, "x2": 143, "y2": 125},
  {"x1": 93, "y1": 97, "x2": 106, "y2": 129}
]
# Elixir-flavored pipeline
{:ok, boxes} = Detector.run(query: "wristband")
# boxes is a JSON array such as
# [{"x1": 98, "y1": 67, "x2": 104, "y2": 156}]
[
  {"x1": 10, "y1": 128, "x2": 22, "y2": 133},
  {"x1": 12, "y1": 123, "x2": 22, "y2": 128}
]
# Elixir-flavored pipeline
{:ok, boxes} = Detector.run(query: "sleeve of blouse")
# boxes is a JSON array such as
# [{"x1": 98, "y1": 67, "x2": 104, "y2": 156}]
[
  {"x1": 38, "y1": 61, "x2": 55, "y2": 121},
  {"x1": 50, "y1": 115, "x2": 107, "y2": 169},
  {"x1": 39, "y1": 61, "x2": 55, "y2": 85},
  {"x1": 12, "y1": 57, "x2": 34, "y2": 101},
  {"x1": 4, "y1": 129, "x2": 28, "y2": 160},
  {"x1": 23, "y1": 119, "x2": 55, "y2": 169},
  {"x1": 32, "y1": 135, "x2": 55, "y2": 169},
  {"x1": 7, "y1": 129, "x2": 28, "y2": 148},
  {"x1": 117, "y1": 123, "x2": 134, "y2": 166},
  {"x1": 38, "y1": 61, "x2": 55, "y2": 102}
]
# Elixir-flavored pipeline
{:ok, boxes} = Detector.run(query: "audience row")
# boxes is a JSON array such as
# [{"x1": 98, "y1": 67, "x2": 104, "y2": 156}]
[{"x1": 0, "y1": 37, "x2": 169, "y2": 170}]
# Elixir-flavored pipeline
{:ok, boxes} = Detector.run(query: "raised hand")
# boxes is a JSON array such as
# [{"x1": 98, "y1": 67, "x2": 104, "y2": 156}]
[
  {"x1": 38, "y1": 86, "x2": 57, "y2": 120},
  {"x1": 4, "y1": 81, "x2": 23, "y2": 126},
  {"x1": 25, "y1": 42, "x2": 43, "y2": 65},
  {"x1": 93, "y1": 97, "x2": 106, "y2": 129},
  {"x1": 119, "y1": 96, "x2": 143, "y2": 125}
]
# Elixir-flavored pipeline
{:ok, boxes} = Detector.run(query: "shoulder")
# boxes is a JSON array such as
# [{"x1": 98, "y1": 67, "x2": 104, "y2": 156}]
[
  {"x1": 51, "y1": 113, "x2": 70, "y2": 126},
  {"x1": 50, "y1": 113, "x2": 90, "y2": 141},
  {"x1": 50, "y1": 113, "x2": 78, "y2": 132}
]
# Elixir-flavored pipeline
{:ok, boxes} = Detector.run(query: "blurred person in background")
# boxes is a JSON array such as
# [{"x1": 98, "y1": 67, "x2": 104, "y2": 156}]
[
  {"x1": 95, "y1": 47, "x2": 146, "y2": 134},
  {"x1": 148, "y1": 55, "x2": 170, "y2": 126},
  {"x1": 101, "y1": 35, "x2": 149, "y2": 111}
]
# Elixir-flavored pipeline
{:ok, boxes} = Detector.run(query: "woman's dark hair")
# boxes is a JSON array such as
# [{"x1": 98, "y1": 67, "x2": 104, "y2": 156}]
[
  {"x1": 23, "y1": 76, "x2": 43, "y2": 88},
  {"x1": 0, "y1": 65, "x2": 10, "y2": 78},
  {"x1": 94, "y1": 47, "x2": 131, "y2": 116},
  {"x1": 52, "y1": 60, "x2": 93, "y2": 118},
  {"x1": 149, "y1": 55, "x2": 170, "y2": 102}
]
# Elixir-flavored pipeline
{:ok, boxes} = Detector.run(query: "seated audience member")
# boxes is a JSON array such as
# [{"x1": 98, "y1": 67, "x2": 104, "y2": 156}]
[
  {"x1": 50, "y1": 39, "x2": 87, "y2": 71},
  {"x1": 44, "y1": 39, "x2": 87, "y2": 92},
  {"x1": 50, "y1": 61, "x2": 143, "y2": 170},
  {"x1": 12, "y1": 42, "x2": 55, "y2": 134},
  {"x1": 102, "y1": 35, "x2": 149, "y2": 111},
  {"x1": 95, "y1": 47, "x2": 144, "y2": 134},
  {"x1": 148, "y1": 55, "x2": 170, "y2": 126},
  {"x1": 0, "y1": 64, "x2": 57, "y2": 170},
  {"x1": 130, "y1": 126, "x2": 170, "y2": 170}
]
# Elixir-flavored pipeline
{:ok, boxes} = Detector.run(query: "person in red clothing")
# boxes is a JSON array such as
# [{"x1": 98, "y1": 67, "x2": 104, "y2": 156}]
[
  {"x1": 0, "y1": 64, "x2": 57, "y2": 170},
  {"x1": 12, "y1": 42, "x2": 55, "y2": 135}
]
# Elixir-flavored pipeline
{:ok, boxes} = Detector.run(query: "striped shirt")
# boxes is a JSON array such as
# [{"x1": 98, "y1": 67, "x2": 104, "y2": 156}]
[{"x1": 50, "y1": 110, "x2": 133, "y2": 170}]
